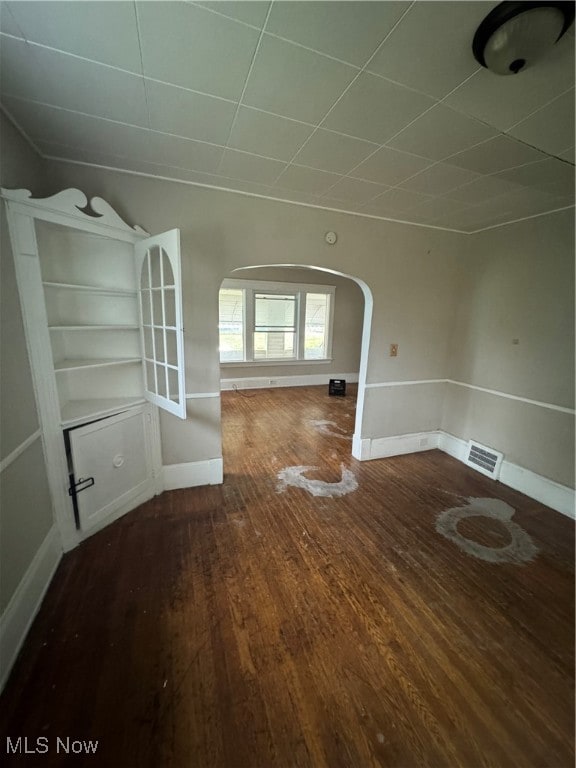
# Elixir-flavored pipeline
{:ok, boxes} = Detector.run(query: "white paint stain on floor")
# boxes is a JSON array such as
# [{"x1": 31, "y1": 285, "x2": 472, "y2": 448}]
[
  {"x1": 276, "y1": 463, "x2": 358, "y2": 497},
  {"x1": 308, "y1": 419, "x2": 352, "y2": 440},
  {"x1": 436, "y1": 497, "x2": 539, "y2": 564}
]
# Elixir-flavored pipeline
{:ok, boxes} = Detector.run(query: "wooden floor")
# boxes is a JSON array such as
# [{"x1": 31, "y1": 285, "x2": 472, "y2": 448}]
[{"x1": 1, "y1": 385, "x2": 574, "y2": 767}]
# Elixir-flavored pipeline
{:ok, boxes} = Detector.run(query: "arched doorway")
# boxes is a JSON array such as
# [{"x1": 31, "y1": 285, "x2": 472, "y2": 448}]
[{"x1": 220, "y1": 264, "x2": 373, "y2": 461}]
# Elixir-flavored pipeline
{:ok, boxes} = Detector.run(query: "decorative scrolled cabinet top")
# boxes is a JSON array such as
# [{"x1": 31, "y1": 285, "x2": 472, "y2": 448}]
[{"x1": 0, "y1": 188, "x2": 149, "y2": 236}]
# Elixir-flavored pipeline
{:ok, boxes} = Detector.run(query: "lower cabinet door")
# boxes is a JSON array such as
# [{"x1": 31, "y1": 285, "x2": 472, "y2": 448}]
[{"x1": 69, "y1": 407, "x2": 154, "y2": 532}]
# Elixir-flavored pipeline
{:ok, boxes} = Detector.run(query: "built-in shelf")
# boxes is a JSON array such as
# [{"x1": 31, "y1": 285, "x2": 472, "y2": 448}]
[
  {"x1": 43, "y1": 281, "x2": 137, "y2": 296},
  {"x1": 61, "y1": 396, "x2": 147, "y2": 428},
  {"x1": 49, "y1": 324, "x2": 140, "y2": 331},
  {"x1": 55, "y1": 358, "x2": 142, "y2": 372},
  {"x1": 5, "y1": 188, "x2": 188, "y2": 540}
]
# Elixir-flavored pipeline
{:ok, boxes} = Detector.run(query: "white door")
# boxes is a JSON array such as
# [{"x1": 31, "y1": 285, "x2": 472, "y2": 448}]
[
  {"x1": 136, "y1": 229, "x2": 186, "y2": 419},
  {"x1": 69, "y1": 408, "x2": 154, "y2": 532}
]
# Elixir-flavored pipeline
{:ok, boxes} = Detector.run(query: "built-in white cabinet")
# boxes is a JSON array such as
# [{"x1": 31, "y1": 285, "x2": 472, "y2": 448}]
[
  {"x1": 67, "y1": 407, "x2": 155, "y2": 532},
  {"x1": 38, "y1": 221, "x2": 146, "y2": 427},
  {"x1": 2, "y1": 188, "x2": 186, "y2": 547}
]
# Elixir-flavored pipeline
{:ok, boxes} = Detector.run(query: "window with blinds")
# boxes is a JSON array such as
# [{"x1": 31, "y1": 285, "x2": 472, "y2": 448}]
[
  {"x1": 218, "y1": 279, "x2": 335, "y2": 364},
  {"x1": 219, "y1": 288, "x2": 244, "y2": 362},
  {"x1": 304, "y1": 293, "x2": 330, "y2": 360},
  {"x1": 254, "y1": 292, "x2": 297, "y2": 360}
]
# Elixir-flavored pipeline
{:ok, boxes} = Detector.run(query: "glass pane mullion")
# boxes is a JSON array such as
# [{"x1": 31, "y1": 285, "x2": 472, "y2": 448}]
[
  {"x1": 147, "y1": 250, "x2": 158, "y2": 394},
  {"x1": 246, "y1": 289, "x2": 255, "y2": 361},
  {"x1": 297, "y1": 291, "x2": 306, "y2": 360},
  {"x1": 137, "y1": 229, "x2": 184, "y2": 418},
  {"x1": 160, "y1": 247, "x2": 169, "y2": 399}
]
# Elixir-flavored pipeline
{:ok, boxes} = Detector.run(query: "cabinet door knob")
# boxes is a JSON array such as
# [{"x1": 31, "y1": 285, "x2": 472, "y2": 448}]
[{"x1": 113, "y1": 454, "x2": 125, "y2": 468}]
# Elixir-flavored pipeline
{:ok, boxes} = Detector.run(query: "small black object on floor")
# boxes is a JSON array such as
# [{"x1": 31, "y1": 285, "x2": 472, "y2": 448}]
[{"x1": 329, "y1": 378, "x2": 346, "y2": 396}]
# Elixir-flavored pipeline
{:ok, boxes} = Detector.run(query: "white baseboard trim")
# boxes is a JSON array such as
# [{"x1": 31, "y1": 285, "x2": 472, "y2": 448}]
[
  {"x1": 221, "y1": 372, "x2": 359, "y2": 391},
  {"x1": 362, "y1": 430, "x2": 574, "y2": 518},
  {"x1": 438, "y1": 431, "x2": 575, "y2": 518},
  {"x1": 163, "y1": 457, "x2": 223, "y2": 490},
  {"x1": 367, "y1": 431, "x2": 441, "y2": 460},
  {"x1": 437, "y1": 431, "x2": 468, "y2": 462},
  {"x1": 352, "y1": 434, "x2": 370, "y2": 461},
  {"x1": 0, "y1": 526, "x2": 63, "y2": 692},
  {"x1": 499, "y1": 462, "x2": 575, "y2": 519}
]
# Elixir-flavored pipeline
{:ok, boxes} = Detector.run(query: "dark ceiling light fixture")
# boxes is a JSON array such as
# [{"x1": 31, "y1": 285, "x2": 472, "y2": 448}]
[{"x1": 472, "y1": 1, "x2": 575, "y2": 75}]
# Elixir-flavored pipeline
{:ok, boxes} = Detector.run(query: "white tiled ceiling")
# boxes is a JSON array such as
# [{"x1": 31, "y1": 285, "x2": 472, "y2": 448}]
[{"x1": 0, "y1": 0, "x2": 574, "y2": 233}]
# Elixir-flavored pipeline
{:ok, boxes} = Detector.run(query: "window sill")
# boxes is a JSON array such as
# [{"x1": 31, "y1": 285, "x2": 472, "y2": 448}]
[{"x1": 220, "y1": 359, "x2": 334, "y2": 367}]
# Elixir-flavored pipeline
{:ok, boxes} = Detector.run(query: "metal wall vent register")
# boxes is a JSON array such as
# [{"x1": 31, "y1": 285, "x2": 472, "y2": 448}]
[{"x1": 465, "y1": 441, "x2": 504, "y2": 479}]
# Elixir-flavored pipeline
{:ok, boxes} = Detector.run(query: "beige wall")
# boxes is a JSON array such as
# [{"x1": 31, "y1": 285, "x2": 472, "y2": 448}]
[
  {"x1": 443, "y1": 209, "x2": 575, "y2": 487},
  {"x1": 364, "y1": 382, "x2": 447, "y2": 439},
  {"x1": 220, "y1": 266, "x2": 364, "y2": 380},
  {"x1": 449, "y1": 209, "x2": 574, "y2": 406},
  {"x1": 0, "y1": 202, "x2": 39, "y2": 458},
  {"x1": 46, "y1": 160, "x2": 465, "y2": 467},
  {"x1": 3, "y1": 148, "x2": 569, "y2": 496},
  {"x1": 1, "y1": 116, "x2": 49, "y2": 458},
  {"x1": 0, "y1": 441, "x2": 53, "y2": 612},
  {"x1": 0, "y1": 113, "x2": 54, "y2": 614},
  {"x1": 160, "y1": 396, "x2": 222, "y2": 466},
  {"x1": 442, "y1": 384, "x2": 574, "y2": 487}
]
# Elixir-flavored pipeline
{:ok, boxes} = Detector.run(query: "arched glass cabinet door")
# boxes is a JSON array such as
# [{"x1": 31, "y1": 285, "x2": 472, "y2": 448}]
[{"x1": 135, "y1": 229, "x2": 186, "y2": 419}]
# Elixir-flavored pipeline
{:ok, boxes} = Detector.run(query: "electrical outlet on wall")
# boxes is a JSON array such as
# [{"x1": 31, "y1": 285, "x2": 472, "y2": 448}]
[{"x1": 390, "y1": 343, "x2": 398, "y2": 357}]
